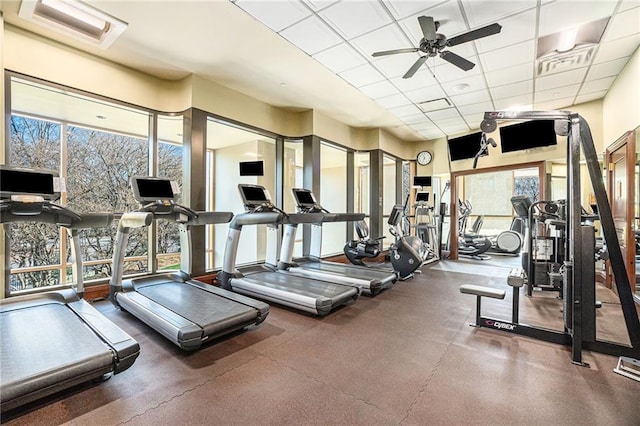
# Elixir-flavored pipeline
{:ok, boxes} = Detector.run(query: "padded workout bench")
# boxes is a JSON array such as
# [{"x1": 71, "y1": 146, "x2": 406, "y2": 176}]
[{"x1": 459, "y1": 268, "x2": 525, "y2": 326}]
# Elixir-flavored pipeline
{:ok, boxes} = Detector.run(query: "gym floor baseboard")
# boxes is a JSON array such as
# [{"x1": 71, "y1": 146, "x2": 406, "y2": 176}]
[{"x1": 3, "y1": 258, "x2": 639, "y2": 425}]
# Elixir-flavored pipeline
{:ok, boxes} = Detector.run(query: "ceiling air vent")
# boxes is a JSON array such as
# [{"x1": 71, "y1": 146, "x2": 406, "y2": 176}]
[
  {"x1": 417, "y1": 97, "x2": 451, "y2": 113},
  {"x1": 537, "y1": 44, "x2": 596, "y2": 76}
]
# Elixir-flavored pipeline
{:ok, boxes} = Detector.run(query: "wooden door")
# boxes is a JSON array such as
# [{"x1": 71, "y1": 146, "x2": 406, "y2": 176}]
[{"x1": 605, "y1": 131, "x2": 636, "y2": 293}]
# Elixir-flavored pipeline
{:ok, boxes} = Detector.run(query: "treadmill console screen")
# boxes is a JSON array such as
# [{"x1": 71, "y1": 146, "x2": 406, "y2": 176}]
[
  {"x1": 132, "y1": 177, "x2": 175, "y2": 202},
  {"x1": 415, "y1": 191, "x2": 429, "y2": 203},
  {"x1": 292, "y1": 188, "x2": 316, "y2": 208},
  {"x1": 0, "y1": 167, "x2": 57, "y2": 200},
  {"x1": 239, "y1": 184, "x2": 270, "y2": 207}
]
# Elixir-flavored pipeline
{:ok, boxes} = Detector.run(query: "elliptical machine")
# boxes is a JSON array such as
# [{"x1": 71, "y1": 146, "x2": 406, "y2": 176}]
[{"x1": 457, "y1": 199, "x2": 492, "y2": 260}]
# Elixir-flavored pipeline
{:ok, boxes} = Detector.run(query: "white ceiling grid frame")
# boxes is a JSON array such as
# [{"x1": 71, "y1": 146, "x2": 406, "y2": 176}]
[
  {"x1": 538, "y1": 0, "x2": 619, "y2": 36},
  {"x1": 602, "y1": 6, "x2": 640, "y2": 42},
  {"x1": 592, "y1": 34, "x2": 640, "y2": 63},
  {"x1": 319, "y1": 1, "x2": 392, "y2": 40},
  {"x1": 426, "y1": 107, "x2": 462, "y2": 121},
  {"x1": 339, "y1": 62, "x2": 385, "y2": 87},
  {"x1": 431, "y1": 57, "x2": 483, "y2": 83},
  {"x1": 383, "y1": 0, "x2": 447, "y2": 20},
  {"x1": 485, "y1": 62, "x2": 535, "y2": 87},
  {"x1": 462, "y1": 0, "x2": 538, "y2": 28},
  {"x1": 479, "y1": 39, "x2": 536, "y2": 72},
  {"x1": 580, "y1": 75, "x2": 618, "y2": 93},
  {"x1": 235, "y1": 0, "x2": 311, "y2": 32},
  {"x1": 402, "y1": 113, "x2": 434, "y2": 125},
  {"x1": 349, "y1": 22, "x2": 413, "y2": 57},
  {"x1": 586, "y1": 57, "x2": 631, "y2": 80},
  {"x1": 359, "y1": 79, "x2": 401, "y2": 99},
  {"x1": 441, "y1": 73, "x2": 487, "y2": 96},
  {"x1": 535, "y1": 67, "x2": 589, "y2": 91},
  {"x1": 302, "y1": 0, "x2": 339, "y2": 12},
  {"x1": 312, "y1": 42, "x2": 368, "y2": 74},
  {"x1": 373, "y1": 54, "x2": 422, "y2": 79},
  {"x1": 474, "y1": 9, "x2": 538, "y2": 54},
  {"x1": 375, "y1": 92, "x2": 413, "y2": 109},
  {"x1": 279, "y1": 14, "x2": 343, "y2": 55},
  {"x1": 457, "y1": 100, "x2": 495, "y2": 115},
  {"x1": 575, "y1": 89, "x2": 608, "y2": 104},
  {"x1": 534, "y1": 83, "x2": 581, "y2": 103},
  {"x1": 490, "y1": 80, "x2": 534, "y2": 100},
  {"x1": 494, "y1": 94, "x2": 533, "y2": 110}
]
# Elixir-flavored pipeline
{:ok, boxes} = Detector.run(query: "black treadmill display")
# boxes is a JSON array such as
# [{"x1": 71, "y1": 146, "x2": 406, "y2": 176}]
[
  {"x1": 136, "y1": 179, "x2": 174, "y2": 200},
  {"x1": 293, "y1": 190, "x2": 315, "y2": 207},
  {"x1": 241, "y1": 186, "x2": 269, "y2": 206},
  {"x1": 0, "y1": 168, "x2": 55, "y2": 198},
  {"x1": 415, "y1": 192, "x2": 429, "y2": 202}
]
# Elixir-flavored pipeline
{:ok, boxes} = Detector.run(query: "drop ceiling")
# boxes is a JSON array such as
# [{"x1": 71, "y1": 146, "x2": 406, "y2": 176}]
[{"x1": 1, "y1": 0, "x2": 639, "y2": 142}]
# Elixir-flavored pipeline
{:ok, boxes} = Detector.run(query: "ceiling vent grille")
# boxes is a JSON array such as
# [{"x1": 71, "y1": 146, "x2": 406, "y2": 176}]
[{"x1": 536, "y1": 44, "x2": 596, "y2": 76}]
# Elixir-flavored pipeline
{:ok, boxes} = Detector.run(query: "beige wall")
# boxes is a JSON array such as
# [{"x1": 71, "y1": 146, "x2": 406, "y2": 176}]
[{"x1": 603, "y1": 46, "x2": 640, "y2": 144}]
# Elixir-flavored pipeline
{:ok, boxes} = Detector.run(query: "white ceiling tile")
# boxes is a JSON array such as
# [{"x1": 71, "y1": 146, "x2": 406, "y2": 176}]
[
  {"x1": 420, "y1": 129, "x2": 446, "y2": 139},
  {"x1": 390, "y1": 71, "x2": 440, "y2": 92},
  {"x1": 475, "y1": 9, "x2": 537, "y2": 54},
  {"x1": 350, "y1": 23, "x2": 412, "y2": 58},
  {"x1": 411, "y1": 121, "x2": 440, "y2": 132},
  {"x1": 575, "y1": 90, "x2": 608, "y2": 104},
  {"x1": 602, "y1": 7, "x2": 640, "y2": 42},
  {"x1": 618, "y1": 0, "x2": 640, "y2": 12},
  {"x1": 383, "y1": 0, "x2": 443, "y2": 20},
  {"x1": 399, "y1": 2, "x2": 467, "y2": 43},
  {"x1": 389, "y1": 103, "x2": 423, "y2": 118},
  {"x1": 320, "y1": 1, "x2": 391, "y2": 40},
  {"x1": 463, "y1": 113, "x2": 486, "y2": 129},
  {"x1": 535, "y1": 67, "x2": 588, "y2": 91},
  {"x1": 449, "y1": 88, "x2": 491, "y2": 106},
  {"x1": 535, "y1": 84, "x2": 581, "y2": 103},
  {"x1": 339, "y1": 63, "x2": 385, "y2": 87},
  {"x1": 490, "y1": 80, "x2": 533, "y2": 100},
  {"x1": 539, "y1": 0, "x2": 618, "y2": 36},
  {"x1": 439, "y1": 122, "x2": 470, "y2": 134},
  {"x1": 313, "y1": 43, "x2": 367, "y2": 74},
  {"x1": 373, "y1": 54, "x2": 422, "y2": 79},
  {"x1": 403, "y1": 113, "x2": 432, "y2": 126},
  {"x1": 495, "y1": 94, "x2": 534, "y2": 110},
  {"x1": 303, "y1": 0, "x2": 339, "y2": 12},
  {"x1": 236, "y1": 0, "x2": 311, "y2": 32},
  {"x1": 462, "y1": 0, "x2": 537, "y2": 28},
  {"x1": 404, "y1": 84, "x2": 448, "y2": 103},
  {"x1": 580, "y1": 76, "x2": 617, "y2": 93},
  {"x1": 442, "y1": 74, "x2": 487, "y2": 96},
  {"x1": 534, "y1": 96, "x2": 575, "y2": 110},
  {"x1": 485, "y1": 63, "x2": 534, "y2": 87},
  {"x1": 431, "y1": 57, "x2": 482, "y2": 83},
  {"x1": 586, "y1": 57, "x2": 631, "y2": 81},
  {"x1": 458, "y1": 101, "x2": 495, "y2": 115},
  {"x1": 593, "y1": 34, "x2": 640, "y2": 63},
  {"x1": 426, "y1": 108, "x2": 461, "y2": 121},
  {"x1": 376, "y1": 92, "x2": 412, "y2": 109},
  {"x1": 359, "y1": 80, "x2": 400, "y2": 99},
  {"x1": 279, "y1": 15, "x2": 342, "y2": 55},
  {"x1": 479, "y1": 40, "x2": 535, "y2": 72}
]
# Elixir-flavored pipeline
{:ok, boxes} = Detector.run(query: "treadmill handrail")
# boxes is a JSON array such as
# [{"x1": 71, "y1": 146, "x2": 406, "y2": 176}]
[
  {"x1": 186, "y1": 211, "x2": 233, "y2": 226},
  {"x1": 110, "y1": 212, "x2": 153, "y2": 293},
  {"x1": 229, "y1": 211, "x2": 283, "y2": 230}
]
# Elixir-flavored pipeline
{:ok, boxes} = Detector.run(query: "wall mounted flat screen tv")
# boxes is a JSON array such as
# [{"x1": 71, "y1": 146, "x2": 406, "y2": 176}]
[
  {"x1": 413, "y1": 176, "x2": 432, "y2": 187},
  {"x1": 447, "y1": 132, "x2": 483, "y2": 161},
  {"x1": 499, "y1": 120, "x2": 557, "y2": 153},
  {"x1": 239, "y1": 160, "x2": 264, "y2": 176}
]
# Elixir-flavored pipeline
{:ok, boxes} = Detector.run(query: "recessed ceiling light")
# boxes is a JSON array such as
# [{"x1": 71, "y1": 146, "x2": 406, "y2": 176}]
[
  {"x1": 18, "y1": 0, "x2": 128, "y2": 49},
  {"x1": 452, "y1": 83, "x2": 470, "y2": 92}
]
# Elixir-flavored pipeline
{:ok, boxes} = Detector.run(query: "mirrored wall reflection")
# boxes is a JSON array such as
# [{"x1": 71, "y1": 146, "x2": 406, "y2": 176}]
[
  {"x1": 635, "y1": 127, "x2": 639, "y2": 302},
  {"x1": 382, "y1": 155, "x2": 398, "y2": 244},
  {"x1": 205, "y1": 119, "x2": 276, "y2": 269}
]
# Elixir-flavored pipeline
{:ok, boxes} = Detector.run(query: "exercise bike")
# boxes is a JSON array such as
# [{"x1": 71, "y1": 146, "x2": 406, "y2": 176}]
[{"x1": 344, "y1": 202, "x2": 428, "y2": 280}]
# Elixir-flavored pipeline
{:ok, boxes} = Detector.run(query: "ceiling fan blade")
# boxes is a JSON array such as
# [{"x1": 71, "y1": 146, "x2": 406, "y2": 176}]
[
  {"x1": 403, "y1": 56, "x2": 428, "y2": 79},
  {"x1": 447, "y1": 23, "x2": 502, "y2": 47},
  {"x1": 372, "y1": 48, "x2": 419, "y2": 57},
  {"x1": 418, "y1": 16, "x2": 436, "y2": 40},
  {"x1": 440, "y1": 51, "x2": 475, "y2": 71}
]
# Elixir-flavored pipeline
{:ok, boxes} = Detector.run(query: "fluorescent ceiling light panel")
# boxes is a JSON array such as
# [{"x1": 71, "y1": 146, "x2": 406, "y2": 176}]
[
  {"x1": 417, "y1": 98, "x2": 451, "y2": 113},
  {"x1": 18, "y1": 0, "x2": 127, "y2": 48}
]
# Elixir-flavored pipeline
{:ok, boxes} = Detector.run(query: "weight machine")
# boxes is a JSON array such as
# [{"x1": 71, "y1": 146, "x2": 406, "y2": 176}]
[{"x1": 460, "y1": 110, "x2": 640, "y2": 369}]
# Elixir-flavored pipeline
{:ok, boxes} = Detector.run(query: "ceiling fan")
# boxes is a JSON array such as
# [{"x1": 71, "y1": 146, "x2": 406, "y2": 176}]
[{"x1": 372, "y1": 16, "x2": 502, "y2": 78}]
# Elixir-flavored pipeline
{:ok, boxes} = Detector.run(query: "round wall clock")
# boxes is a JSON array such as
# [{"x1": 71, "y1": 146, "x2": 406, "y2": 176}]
[{"x1": 417, "y1": 150, "x2": 432, "y2": 166}]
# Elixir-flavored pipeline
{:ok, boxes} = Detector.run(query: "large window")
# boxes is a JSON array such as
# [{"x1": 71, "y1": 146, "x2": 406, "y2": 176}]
[
  {"x1": 205, "y1": 119, "x2": 276, "y2": 268},
  {"x1": 6, "y1": 76, "x2": 159, "y2": 295},
  {"x1": 382, "y1": 154, "x2": 398, "y2": 244},
  {"x1": 320, "y1": 142, "x2": 347, "y2": 256}
]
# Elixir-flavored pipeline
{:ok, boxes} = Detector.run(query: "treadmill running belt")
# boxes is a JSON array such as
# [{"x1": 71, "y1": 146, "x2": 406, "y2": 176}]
[
  {"x1": 1, "y1": 303, "x2": 113, "y2": 403},
  {"x1": 245, "y1": 271, "x2": 354, "y2": 298},
  {"x1": 136, "y1": 282, "x2": 257, "y2": 333}
]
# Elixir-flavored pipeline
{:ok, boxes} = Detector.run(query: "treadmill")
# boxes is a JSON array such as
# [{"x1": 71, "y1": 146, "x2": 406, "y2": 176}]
[
  {"x1": 218, "y1": 184, "x2": 358, "y2": 316},
  {"x1": 109, "y1": 176, "x2": 269, "y2": 351},
  {"x1": 278, "y1": 188, "x2": 397, "y2": 295},
  {"x1": 0, "y1": 166, "x2": 140, "y2": 413}
]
